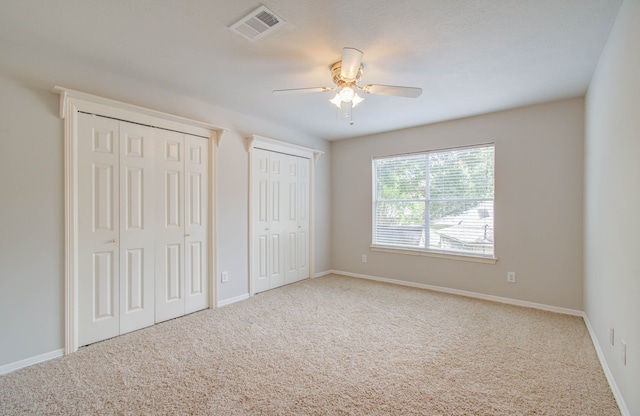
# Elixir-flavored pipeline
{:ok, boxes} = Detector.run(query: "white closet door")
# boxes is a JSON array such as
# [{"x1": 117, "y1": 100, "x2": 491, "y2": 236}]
[
  {"x1": 184, "y1": 134, "x2": 208, "y2": 314},
  {"x1": 78, "y1": 113, "x2": 121, "y2": 346},
  {"x1": 252, "y1": 149, "x2": 311, "y2": 294},
  {"x1": 268, "y1": 151, "x2": 286, "y2": 289},
  {"x1": 252, "y1": 148, "x2": 272, "y2": 294},
  {"x1": 296, "y1": 157, "x2": 310, "y2": 281},
  {"x1": 283, "y1": 154, "x2": 299, "y2": 285},
  {"x1": 119, "y1": 121, "x2": 156, "y2": 334},
  {"x1": 155, "y1": 129, "x2": 185, "y2": 323},
  {"x1": 252, "y1": 149, "x2": 287, "y2": 293}
]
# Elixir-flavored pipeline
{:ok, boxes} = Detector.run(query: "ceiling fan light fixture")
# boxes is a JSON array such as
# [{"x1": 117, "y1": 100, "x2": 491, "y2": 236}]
[
  {"x1": 330, "y1": 93, "x2": 342, "y2": 108},
  {"x1": 332, "y1": 87, "x2": 363, "y2": 108},
  {"x1": 352, "y1": 92, "x2": 364, "y2": 108},
  {"x1": 339, "y1": 86, "x2": 355, "y2": 102}
]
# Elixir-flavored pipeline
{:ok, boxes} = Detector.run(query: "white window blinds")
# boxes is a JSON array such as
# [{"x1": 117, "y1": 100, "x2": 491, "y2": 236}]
[{"x1": 373, "y1": 144, "x2": 495, "y2": 258}]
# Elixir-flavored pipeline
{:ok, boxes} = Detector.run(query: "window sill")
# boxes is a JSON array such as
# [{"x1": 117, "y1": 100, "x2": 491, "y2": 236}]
[{"x1": 370, "y1": 245, "x2": 498, "y2": 264}]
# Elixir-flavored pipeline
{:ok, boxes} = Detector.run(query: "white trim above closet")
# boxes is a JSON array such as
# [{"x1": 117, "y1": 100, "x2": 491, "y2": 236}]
[
  {"x1": 53, "y1": 86, "x2": 226, "y2": 354},
  {"x1": 53, "y1": 87, "x2": 228, "y2": 146},
  {"x1": 246, "y1": 135, "x2": 324, "y2": 163}
]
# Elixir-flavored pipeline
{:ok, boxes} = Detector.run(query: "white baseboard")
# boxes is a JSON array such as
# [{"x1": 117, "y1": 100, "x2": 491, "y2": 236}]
[
  {"x1": 314, "y1": 270, "x2": 333, "y2": 278},
  {"x1": 329, "y1": 270, "x2": 584, "y2": 316},
  {"x1": 583, "y1": 315, "x2": 630, "y2": 416},
  {"x1": 218, "y1": 293, "x2": 250, "y2": 307},
  {"x1": 0, "y1": 349, "x2": 64, "y2": 375}
]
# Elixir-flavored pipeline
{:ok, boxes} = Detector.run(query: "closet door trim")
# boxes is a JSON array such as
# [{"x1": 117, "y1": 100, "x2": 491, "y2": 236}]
[
  {"x1": 247, "y1": 135, "x2": 323, "y2": 296},
  {"x1": 55, "y1": 87, "x2": 224, "y2": 354}
]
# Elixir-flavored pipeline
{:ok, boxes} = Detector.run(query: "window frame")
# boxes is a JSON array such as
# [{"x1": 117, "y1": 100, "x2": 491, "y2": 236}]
[{"x1": 371, "y1": 143, "x2": 497, "y2": 264}]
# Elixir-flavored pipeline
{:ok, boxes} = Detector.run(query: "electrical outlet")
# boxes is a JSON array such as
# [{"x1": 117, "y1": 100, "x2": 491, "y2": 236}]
[
  {"x1": 621, "y1": 340, "x2": 627, "y2": 365},
  {"x1": 221, "y1": 271, "x2": 229, "y2": 283},
  {"x1": 610, "y1": 327, "x2": 615, "y2": 346},
  {"x1": 362, "y1": 255, "x2": 367, "y2": 263},
  {"x1": 507, "y1": 271, "x2": 516, "y2": 283}
]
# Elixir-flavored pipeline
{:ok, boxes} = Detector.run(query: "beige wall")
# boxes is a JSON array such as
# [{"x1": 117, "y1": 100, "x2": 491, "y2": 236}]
[
  {"x1": 585, "y1": 0, "x2": 640, "y2": 414},
  {"x1": 331, "y1": 98, "x2": 585, "y2": 310},
  {"x1": 0, "y1": 76, "x2": 65, "y2": 366},
  {"x1": 0, "y1": 73, "x2": 331, "y2": 367}
]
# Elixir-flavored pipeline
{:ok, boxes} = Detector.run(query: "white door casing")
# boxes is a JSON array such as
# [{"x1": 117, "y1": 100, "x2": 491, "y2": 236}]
[{"x1": 56, "y1": 86, "x2": 225, "y2": 354}]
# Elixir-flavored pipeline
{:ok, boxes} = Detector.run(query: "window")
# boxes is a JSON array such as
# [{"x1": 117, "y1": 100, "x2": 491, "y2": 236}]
[{"x1": 373, "y1": 144, "x2": 495, "y2": 258}]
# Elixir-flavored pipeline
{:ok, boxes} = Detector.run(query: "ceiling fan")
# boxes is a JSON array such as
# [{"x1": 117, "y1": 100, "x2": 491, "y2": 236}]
[{"x1": 273, "y1": 47, "x2": 422, "y2": 124}]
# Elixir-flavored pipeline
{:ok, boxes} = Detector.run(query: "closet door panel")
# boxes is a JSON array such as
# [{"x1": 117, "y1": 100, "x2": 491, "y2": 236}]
[
  {"x1": 268, "y1": 152, "x2": 285, "y2": 289},
  {"x1": 184, "y1": 135, "x2": 208, "y2": 313},
  {"x1": 283, "y1": 154, "x2": 299, "y2": 284},
  {"x1": 251, "y1": 149, "x2": 272, "y2": 294},
  {"x1": 155, "y1": 130, "x2": 185, "y2": 323},
  {"x1": 119, "y1": 122, "x2": 155, "y2": 334},
  {"x1": 78, "y1": 113, "x2": 120, "y2": 346},
  {"x1": 296, "y1": 158, "x2": 310, "y2": 281}
]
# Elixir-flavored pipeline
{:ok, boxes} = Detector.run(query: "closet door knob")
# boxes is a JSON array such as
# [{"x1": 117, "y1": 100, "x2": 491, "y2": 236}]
[
  {"x1": 110, "y1": 239, "x2": 117, "y2": 243},
  {"x1": 185, "y1": 233, "x2": 191, "y2": 237}
]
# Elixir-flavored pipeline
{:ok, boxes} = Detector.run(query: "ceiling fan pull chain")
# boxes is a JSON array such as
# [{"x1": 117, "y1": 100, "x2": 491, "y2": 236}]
[{"x1": 350, "y1": 106, "x2": 355, "y2": 126}]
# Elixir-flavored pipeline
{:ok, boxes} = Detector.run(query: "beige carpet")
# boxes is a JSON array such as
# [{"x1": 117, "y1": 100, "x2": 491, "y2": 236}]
[{"x1": 0, "y1": 274, "x2": 619, "y2": 415}]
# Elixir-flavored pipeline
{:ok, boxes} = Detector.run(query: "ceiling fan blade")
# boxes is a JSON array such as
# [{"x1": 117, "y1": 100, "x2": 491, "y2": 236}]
[
  {"x1": 340, "y1": 47, "x2": 364, "y2": 80},
  {"x1": 363, "y1": 84, "x2": 422, "y2": 98},
  {"x1": 273, "y1": 87, "x2": 334, "y2": 94}
]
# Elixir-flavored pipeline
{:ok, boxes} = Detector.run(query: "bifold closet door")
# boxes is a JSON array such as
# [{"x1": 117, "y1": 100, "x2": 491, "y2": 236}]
[
  {"x1": 295, "y1": 157, "x2": 310, "y2": 282},
  {"x1": 155, "y1": 130, "x2": 209, "y2": 322},
  {"x1": 283, "y1": 155, "x2": 300, "y2": 285},
  {"x1": 78, "y1": 114, "x2": 120, "y2": 346},
  {"x1": 184, "y1": 134, "x2": 209, "y2": 314},
  {"x1": 155, "y1": 129, "x2": 185, "y2": 323},
  {"x1": 77, "y1": 113, "x2": 210, "y2": 345},
  {"x1": 252, "y1": 148, "x2": 284, "y2": 293},
  {"x1": 252, "y1": 149, "x2": 310, "y2": 294},
  {"x1": 283, "y1": 156, "x2": 310, "y2": 284},
  {"x1": 118, "y1": 121, "x2": 156, "y2": 334},
  {"x1": 78, "y1": 114, "x2": 156, "y2": 346}
]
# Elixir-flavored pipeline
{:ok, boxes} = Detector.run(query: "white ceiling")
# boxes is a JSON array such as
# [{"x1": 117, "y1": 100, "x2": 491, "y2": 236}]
[{"x1": 0, "y1": 0, "x2": 622, "y2": 140}]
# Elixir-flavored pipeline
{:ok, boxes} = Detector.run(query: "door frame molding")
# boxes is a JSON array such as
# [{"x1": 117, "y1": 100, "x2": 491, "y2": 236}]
[
  {"x1": 246, "y1": 135, "x2": 323, "y2": 296},
  {"x1": 53, "y1": 86, "x2": 226, "y2": 354}
]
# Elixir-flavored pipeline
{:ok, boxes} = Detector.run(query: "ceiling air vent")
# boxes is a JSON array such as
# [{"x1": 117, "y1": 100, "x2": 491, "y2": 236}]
[{"x1": 230, "y1": 5, "x2": 285, "y2": 41}]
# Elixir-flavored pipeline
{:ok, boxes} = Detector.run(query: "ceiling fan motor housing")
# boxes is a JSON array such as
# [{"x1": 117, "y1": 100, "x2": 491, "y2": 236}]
[{"x1": 330, "y1": 61, "x2": 364, "y2": 87}]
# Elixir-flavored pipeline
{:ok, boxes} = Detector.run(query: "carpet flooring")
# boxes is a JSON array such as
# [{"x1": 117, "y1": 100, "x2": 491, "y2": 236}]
[{"x1": 0, "y1": 274, "x2": 620, "y2": 415}]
